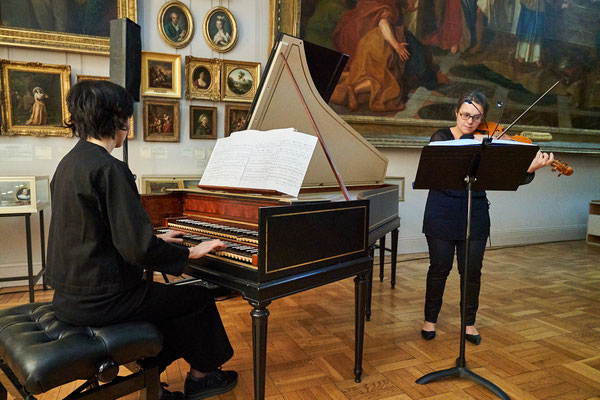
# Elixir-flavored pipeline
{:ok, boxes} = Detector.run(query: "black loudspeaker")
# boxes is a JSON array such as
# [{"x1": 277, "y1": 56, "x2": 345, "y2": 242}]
[{"x1": 110, "y1": 18, "x2": 141, "y2": 102}]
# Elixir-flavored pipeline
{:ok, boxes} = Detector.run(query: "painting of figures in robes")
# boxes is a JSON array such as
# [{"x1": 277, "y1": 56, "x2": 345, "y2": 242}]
[
  {"x1": 296, "y1": 0, "x2": 600, "y2": 145},
  {"x1": 0, "y1": 0, "x2": 136, "y2": 54}
]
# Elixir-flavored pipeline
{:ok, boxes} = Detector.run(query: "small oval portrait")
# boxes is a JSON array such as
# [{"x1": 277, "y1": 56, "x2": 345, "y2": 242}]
[
  {"x1": 227, "y1": 68, "x2": 253, "y2": 95},
  {"x1": 203, "y1": 7, "x2": 237, "y2": 53},
  {"x1": 158, "y1": 1, "x2": 194, "y2": 48},
  {"x1": 192, "y1": 66, "x2": 211, "y2": 90},
  {"x1": 15, "y1": 186, "x2": 31, "y2": 203}
]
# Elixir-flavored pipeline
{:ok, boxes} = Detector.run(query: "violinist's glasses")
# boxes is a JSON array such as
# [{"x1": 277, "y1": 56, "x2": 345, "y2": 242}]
[{"x1": 459, "y1": 112, "x2": 482, "y2": 122}]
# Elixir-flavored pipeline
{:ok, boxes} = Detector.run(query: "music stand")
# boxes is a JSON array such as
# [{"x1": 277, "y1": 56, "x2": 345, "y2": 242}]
[{"x1": 413, "y1": 140, "x2": 539, "y2": 400}]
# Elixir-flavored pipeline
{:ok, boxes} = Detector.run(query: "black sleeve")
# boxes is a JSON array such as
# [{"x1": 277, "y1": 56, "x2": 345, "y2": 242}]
[
  {"x1": 430, "y1": 130, "x2": 449, "y2": 142},
  {"x1": 521, "y1": 172, "x2": 535, "y2": 185},
  {"x1": 102, "y1": 162, "x2": 189, "y2": 275}
]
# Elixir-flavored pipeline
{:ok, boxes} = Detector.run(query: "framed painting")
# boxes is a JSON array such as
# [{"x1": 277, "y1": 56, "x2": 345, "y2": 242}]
[
  {"x1": 221, "y1": 60, "x2": 260, "y2": 103},
  {"x1": 203, "y1": 6, "x2": 237, "y2": 53},
  {"x1": 224, "y1": 103, "x2": 250, "y2": 137},
  {"x1": 270, "y1": 1, "x2": 600, "y2": 154},
  {"x1": 143, "y1": 99, "x2": 180, "y2": 142},
  {"x1": 190, "y1": 106, "x2": 217, "y2": 140},
  {"x1": 141, "y1": 52, "x2": 181, "y2": 98},
  {"x1": 0, "y1": 0, "x2": 137, "y2": 54},
  {"x1": 158, "y1": 0, "x2": 194, "y2": 49},
  {"x1": 144, "y1": 179, "x2": 182, "y2": 194},
  {"x1": 184, "y1": 56, "x2": 221, "y2": 101},
  {"x1": 0, "y1": 60, "x2": 71, "y2": 137},
  {"x1": 76, "y1": 74, "x2": 135, "y2": 139}
]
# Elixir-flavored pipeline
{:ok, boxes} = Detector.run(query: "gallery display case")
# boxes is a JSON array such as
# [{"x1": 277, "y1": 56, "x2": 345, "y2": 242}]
[{"x1": 0, "y1": 176, "x2": 50, "y2": 214}]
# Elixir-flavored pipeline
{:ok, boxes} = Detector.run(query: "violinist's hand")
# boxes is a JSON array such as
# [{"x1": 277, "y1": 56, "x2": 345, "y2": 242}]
[
  {"x1": 188, "y1": 239, "x2": 227, "y2": 259},
  {"x1": 157, "y1": 230, "x2": 184, "y2": 244},
  {"x1": 527, "y1": 151, "x2": 554, "y2": 173}
]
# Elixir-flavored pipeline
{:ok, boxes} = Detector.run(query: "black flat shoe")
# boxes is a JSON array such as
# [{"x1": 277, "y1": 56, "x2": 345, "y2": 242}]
[
  {"x1": 421, "y1": 330, "x2": 436, "y2": 340},
  {"x1": 466, "y1": 333, "x2": 481, "y2": 345}
]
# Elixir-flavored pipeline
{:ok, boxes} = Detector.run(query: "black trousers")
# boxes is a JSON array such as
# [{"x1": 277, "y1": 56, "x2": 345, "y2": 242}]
[
  {"x1": 424, "y1": 235, "x2": 487, "y2": 326},
  {"x1": 129, "y1": 281, "x2": 234, "y2": 373}
]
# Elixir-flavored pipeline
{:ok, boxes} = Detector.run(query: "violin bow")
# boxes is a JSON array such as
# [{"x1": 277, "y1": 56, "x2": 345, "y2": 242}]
[{"x1": 495, "y1": 79, "x2": 561, "y2": 140}]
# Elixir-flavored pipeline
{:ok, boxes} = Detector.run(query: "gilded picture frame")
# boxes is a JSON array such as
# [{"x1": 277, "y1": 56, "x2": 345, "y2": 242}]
[
  {"x1": 224, "y1": 103, "x2": 250, "y2": 137},
  {"x1": 157, "y1": 0, "x2": 194, "y2": 49},
  {"x1": 190, "y1": 106, "x2": 217, "y2": 140},
  {"x1": 221, "y1": 60, "x2": 260, "y2": 103},
  {"x1": 76, "y1": 74, "x2": 135, "y2": 139},
  {"x1": 0, "y1": 0, "x2": 137, "y2": 55},
  {"x1": 203, "y1": 6, "x2": 237, "y2": 53},
  {"x1": 0, "y1": 59, "x2": 71, "y2": 137},
  {"x1": 184, "y1": 56, "x2": 221, "y2": 101},
  {"x1": 141, "y1": 52, "x2": 182, "y2": 99},
  {"x1": 143, "y1": 99, "x2": 180, "y2": 143},
  {"x1": 270, "y1": 1, "x2": 600, "y2": 154}
]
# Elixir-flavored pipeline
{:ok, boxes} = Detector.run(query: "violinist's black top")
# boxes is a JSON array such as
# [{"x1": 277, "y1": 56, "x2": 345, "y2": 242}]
[{"x1": 422, "y1": 128, "x2": 534, "y2": 240}]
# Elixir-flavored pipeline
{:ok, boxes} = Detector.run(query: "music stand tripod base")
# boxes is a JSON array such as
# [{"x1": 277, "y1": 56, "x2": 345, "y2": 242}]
[{"x1": 416, "y1": 357, "x2": 510, "y2": 400}]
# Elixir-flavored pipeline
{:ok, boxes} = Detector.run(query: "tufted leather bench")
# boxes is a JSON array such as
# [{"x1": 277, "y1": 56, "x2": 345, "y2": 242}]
[{"x1": 0, "y1": 302, "x2": 163, "y2": 400}]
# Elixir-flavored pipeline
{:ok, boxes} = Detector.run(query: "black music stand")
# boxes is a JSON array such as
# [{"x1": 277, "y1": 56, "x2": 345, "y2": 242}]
[{"x1": 413, "y1": 140, "x2": 539, "y2": 400}]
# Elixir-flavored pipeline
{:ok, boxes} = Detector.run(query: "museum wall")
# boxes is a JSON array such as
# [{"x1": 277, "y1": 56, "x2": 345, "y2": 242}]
[{"x1": 1, "y1": 0, "x2": 599, "y2": 287}]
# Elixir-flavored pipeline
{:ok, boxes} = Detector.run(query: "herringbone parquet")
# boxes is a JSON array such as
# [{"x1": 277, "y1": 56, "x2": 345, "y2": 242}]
[{"x1": 1, "y1": 240, "x2": 599, "y2": 399}]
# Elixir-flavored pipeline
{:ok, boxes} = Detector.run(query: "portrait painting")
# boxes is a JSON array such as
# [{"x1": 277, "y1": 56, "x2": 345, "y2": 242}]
[
  {"x1": 76, "y1": 74, "x2": 134, "y2": 139},
  {"x1": 143, "y1": 100, "x2": 180, "y2": 142},
  {"x1": 221, "y1": 60, "x2": 260, "y2": 103},
  {"x1": 224, "y1": 104, "x2": 250, "y2": 137},
  {"x1": 270, "y1": 0, "x2": 600, "y2": 152},
  {"x1": 0, "y1": 0, "x2": 136, "y2": 54},
  {"x1": 190, "y1": 106, "x2": 217, "y2": 140},
  {"x1": 158, "y1": 0, "x2": 194, "y2": 48},
  {"x1": 203, "y1": 6, "x2": 238, "y2": 53},
  {"x1": 185, "y1": 56, "x2": 221, "y2": 101},
  {"x1": 141, "y1": 52, "x2": 181, "y2": 98},
  {"x1": 0, "y1": 60, "x2": 71, "y2": 137}
]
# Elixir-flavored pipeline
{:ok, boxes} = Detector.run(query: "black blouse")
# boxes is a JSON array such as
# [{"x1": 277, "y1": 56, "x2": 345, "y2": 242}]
[
  {"x1": 422, "y1": 128, "x2": 534, "y2": 240},
  {"x1": 47, "y1": 140, "x2": 189, "y2": 324}
]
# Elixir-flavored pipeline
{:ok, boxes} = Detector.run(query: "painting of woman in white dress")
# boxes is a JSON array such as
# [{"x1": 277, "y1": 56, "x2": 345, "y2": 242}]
[{"x1": 203, "y1": 7, "x2": 237, "y2": 52}]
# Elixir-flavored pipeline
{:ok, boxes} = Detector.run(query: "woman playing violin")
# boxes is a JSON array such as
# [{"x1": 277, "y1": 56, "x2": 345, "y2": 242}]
[{"x1": 420, "y1": 90, "x2": 554, "y2": 344}]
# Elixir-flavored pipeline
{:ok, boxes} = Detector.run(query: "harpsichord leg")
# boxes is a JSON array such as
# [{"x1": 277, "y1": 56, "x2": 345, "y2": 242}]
[
  {"x1": 366, "y1": 247, "x2": 374, "y2": 321},
  {"x1": 250, "y1": 301, "x2": 271, "y2": 400},
  {"x1": 391, "y1": 228, "x2": 399, "y2": 289},
  {"x1": 379, "y1": 236, "x2": 385, "y2": 282},
  {"x1": 354, "y1": 271, "x2": 369, "y2": 383}
]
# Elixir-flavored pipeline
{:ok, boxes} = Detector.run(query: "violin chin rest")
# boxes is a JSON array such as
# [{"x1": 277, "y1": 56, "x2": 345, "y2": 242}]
[{"x1": 520, "y1": 131, "x2": 553, "y2": 142}]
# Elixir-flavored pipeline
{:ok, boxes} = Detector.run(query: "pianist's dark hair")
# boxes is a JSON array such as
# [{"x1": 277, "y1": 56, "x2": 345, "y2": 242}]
[
  {"x1": 65, "y1": 80, "x2": 133, "y2": 140},
  {"x1": 456, "y1": 90, "x2": 489, "y2": 117}
]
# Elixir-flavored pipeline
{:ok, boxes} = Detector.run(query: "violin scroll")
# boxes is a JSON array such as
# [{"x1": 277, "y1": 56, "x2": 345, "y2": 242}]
[{"x1": 550, "y1": 160, "x2": 573, "y2": 177}]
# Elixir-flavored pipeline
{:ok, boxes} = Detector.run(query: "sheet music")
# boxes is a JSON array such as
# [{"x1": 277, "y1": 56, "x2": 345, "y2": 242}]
[
  {"x1": 429, "y1": 139, "x2": 535, "y2": 146},
  {"x1": 199, "y1": 128, "x2": 318, "y2": 197}
]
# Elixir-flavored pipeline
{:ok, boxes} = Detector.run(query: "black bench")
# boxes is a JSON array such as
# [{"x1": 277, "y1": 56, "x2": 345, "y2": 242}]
[{"x1": 0, "y1": 303, "x2": 163, "y2": 400}]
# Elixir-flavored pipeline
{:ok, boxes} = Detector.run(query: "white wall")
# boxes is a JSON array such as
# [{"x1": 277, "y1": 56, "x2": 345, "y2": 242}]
[
  {"x1": 1, "y1": 0, "x2": 599, "y2": 287},
  {"x1": 382, "y1": 147, "x2": 600, "y2": 254}
]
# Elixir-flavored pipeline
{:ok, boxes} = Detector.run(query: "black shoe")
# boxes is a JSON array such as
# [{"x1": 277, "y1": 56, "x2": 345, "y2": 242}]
[
  {"x1": 160, "y1": 383, "x2": 184, "y2": 400},
  {"x1": 466, "y1": 333, "x2": 481, "y2": 345},
  {"x1": 184, "y1": 370, "x2": 238, "y2": 400},
  {"x1": 421, "y1": 330, "x2": 436, "y2": 340}
]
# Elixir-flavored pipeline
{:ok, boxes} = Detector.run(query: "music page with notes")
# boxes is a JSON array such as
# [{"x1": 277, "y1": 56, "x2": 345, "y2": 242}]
[{"x1": 199, "y1": 128, "x2": 318, "y2": 197}]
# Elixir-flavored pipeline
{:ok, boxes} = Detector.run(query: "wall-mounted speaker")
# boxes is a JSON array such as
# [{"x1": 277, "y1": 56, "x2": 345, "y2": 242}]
[{"x1": 110, "y1": 18, "x2": 141, "y2": 102}]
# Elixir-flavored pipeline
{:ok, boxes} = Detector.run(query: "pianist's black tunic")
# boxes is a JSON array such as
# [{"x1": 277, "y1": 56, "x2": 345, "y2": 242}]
[{"x1": 47, "y1": 139, "x2": 233, "y2": 372}]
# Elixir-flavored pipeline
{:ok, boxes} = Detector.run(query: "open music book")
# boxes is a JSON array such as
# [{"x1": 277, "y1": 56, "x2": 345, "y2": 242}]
[{"x1": 199, "y1": 128, "x2": 318, "y2": 197}]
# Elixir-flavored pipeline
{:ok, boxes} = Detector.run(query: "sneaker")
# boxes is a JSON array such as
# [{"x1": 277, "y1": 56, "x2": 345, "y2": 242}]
[{"x1": 184, "y1": 370, "x2": 238, "y2": 400}]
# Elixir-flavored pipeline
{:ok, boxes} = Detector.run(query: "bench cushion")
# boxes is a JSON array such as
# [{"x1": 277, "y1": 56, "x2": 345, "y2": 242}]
[{"x1": 0, "y1": 302, "x2": 163, "y2": 395}]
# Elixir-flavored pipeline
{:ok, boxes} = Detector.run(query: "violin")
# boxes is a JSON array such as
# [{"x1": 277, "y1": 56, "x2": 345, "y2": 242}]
[{"x1": 475, "y1": 121, "x2": 573, "y2": 176}]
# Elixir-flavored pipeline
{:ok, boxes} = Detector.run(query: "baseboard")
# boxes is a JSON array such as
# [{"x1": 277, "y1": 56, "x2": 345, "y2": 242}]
[{"x1": 394, "y1": 224, "x2": 587, "y2": 254}]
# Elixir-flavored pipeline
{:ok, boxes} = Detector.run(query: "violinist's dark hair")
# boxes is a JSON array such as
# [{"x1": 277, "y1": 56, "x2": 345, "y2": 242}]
[
  {"x1": 65, "y1": 80, "x2": 133, "y2": 140},
  {"x1": 456, "y1": 90, "x2": 489, "y2": 117}
]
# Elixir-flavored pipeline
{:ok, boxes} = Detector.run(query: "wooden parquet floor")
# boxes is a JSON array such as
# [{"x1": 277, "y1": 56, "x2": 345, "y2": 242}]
[{"x1": 1, "y1": 240, "x2": 599, "y2": 399}]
